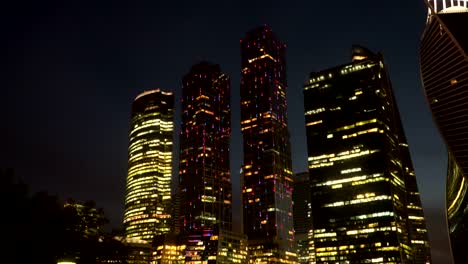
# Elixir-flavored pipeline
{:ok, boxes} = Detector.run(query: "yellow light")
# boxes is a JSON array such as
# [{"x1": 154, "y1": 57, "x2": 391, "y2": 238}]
[
  {"x1": 124, "y1": 90, "x2": 174, "y2": 240},
  {"x1": 248, "y1": 54, "x2": 277, "y2": 63},
  {"x1": 448, "y1": 176, "x2": 465, "y2": 212},
  {"x1": 306, "y1": 120, "x2": 322, "y2": 126},
  {"x1": 352, "y1": 55, "x2": 368, "y2": 61},
  {"x1": 305, "y1": 108, "x2": 326, "y2": 115}
]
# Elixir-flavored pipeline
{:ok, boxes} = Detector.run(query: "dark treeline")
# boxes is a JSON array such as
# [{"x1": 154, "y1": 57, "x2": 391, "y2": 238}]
[{"x1": 3, "y1": 169, "x2": 128, "y2": 264}]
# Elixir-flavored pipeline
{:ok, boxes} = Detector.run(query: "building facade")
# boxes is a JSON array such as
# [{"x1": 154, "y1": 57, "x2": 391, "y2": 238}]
[
  {"x1": 152, "y1": 234, "x2": 186, "y2": 264},
  {"x1": 216, "y1": 230, "x2": 249, "y2": 264},
  {"x1": 123, "y1": 89, "x2": 174, "y2": 242},
  {"x1": 178, "y1": 62, "x2": 233, "y2": 262},
  {"x1": 293, "y1": 172, "x2": 314, "y2": 264},
  {"x1": 240, "y1": 25, "x2": 297, "y2": 263},
  {"x1": 64, "y1": 199, "x2": 106, "y2": 238},
  {"x1": 304, "y1": 46, "x2": 431, "y2": 263},
  {"x1": 420, "y1": 1, "x2": 468, "y2": 262},
  {"x1": 122, "y1": 237, "x2": 153, "y2": 264}
]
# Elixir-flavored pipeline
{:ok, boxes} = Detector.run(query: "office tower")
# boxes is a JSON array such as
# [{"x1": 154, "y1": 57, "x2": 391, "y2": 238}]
[
  {"x1": 293, "y1": 172, "x2": 313, "y2": 264},
  {"x1": 64, "y1": 199, "x2": 106, "y2": 237},
  {"x1": 240, "y1": 25, "x2": 296, "y2": 263},
  {"x1": 304, "y1": 46, "x2": 431, "y2": 263},
  {"x1": 217, "y1": 230, "x2": 249, "y2": 263},
  {"x1": 398, "y1": 121, "x2": 432, "y2": 264},
  {"x1": 121, "y1": 237, "x2": 153, "y2": 264},
  {"x1": 123, "y1": 89, "x2": 174, "y2": 242},
  {"x1": 152, "y1": 234, "x2": 186, "y2": 263},
  {"x1": 178, "y1": 62, "x2": 232, "y2": 262},
  {"x1": 420, "y1": 1, "x2": 468, "y2": 262}
]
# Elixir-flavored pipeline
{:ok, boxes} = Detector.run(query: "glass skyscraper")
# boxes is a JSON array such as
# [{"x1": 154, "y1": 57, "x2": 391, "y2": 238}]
[
  {"x1": 420, "y1": 1, "x2": 468, "y2": 262},
  {"x1": 123, "y1": 89, "x2": 174, "y2": 242},
  {"x1": 177, "y1": 62, "x2": 233, "y2": 263},
  {"x1": 240, "y1": 25, "x2": 296, "y2": 263},
  {"x1": 304, "y1": 46, "x2": 431, "y2": 263},
  {"x1": 293, "y1": 172, "x2": 314, "y2": 264}
]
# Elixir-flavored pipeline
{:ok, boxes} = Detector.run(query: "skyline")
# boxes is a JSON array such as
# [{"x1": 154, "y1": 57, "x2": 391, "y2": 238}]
[{"x1": 3, "y1": 0, "x2": 451, "y2": 263}]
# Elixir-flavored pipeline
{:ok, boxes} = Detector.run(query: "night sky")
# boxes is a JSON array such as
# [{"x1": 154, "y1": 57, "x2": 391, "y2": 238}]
[{"x1": 3, "y1": 0, "x2": 452, "y2": 263}]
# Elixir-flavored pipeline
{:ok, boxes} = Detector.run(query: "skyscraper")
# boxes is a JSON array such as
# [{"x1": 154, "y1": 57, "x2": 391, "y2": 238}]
[
  {"x1": 123, "y1": 89, "x2": 174, "y2": 242},
  {"x1": 178, "y1": 62, "x2": 232, "y2": 262},
  {"x1": 420, "y1": 1, "x2": 468, "y2": 262},
  {"x1": 293, "y1": 172, "x2": 313, "y2": 264},
  {"x1": 240, "y1": 25, "x2": 296, "y2": 263},
  {"x1": 304, "y1": 46, "x2": 431, "y2": 263}
]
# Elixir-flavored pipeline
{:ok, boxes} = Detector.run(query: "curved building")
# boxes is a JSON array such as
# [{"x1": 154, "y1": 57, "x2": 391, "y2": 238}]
[
  {"x1": 123, "y1": 89, "x2": 174, "y2": 241},
  {"x1": 420, "y1": 1, "x2": 468, "y2": 262}
]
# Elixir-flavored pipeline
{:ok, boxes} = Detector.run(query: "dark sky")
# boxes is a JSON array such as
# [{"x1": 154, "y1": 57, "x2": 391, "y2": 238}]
[{"x1": 3, "y1": 0, "x2": 452, "y2": 263}]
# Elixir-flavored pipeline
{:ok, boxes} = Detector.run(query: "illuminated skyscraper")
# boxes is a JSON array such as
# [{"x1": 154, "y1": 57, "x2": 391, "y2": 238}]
[
  {"x1": 304, "y1": 46, "x2": 431, "y2": 263},
  {"x1": 178, "y1": 62, "x2": 232, "y2": 262},
  {"x1": 123, "y1": 89, "x2": 174, "y2": 242},
  {"x1": 64, "y1": 199, "x2": 106, "y2": 237},
  {"x1": 420, "y1": 1, "x2": 468, "y2": 262},
  {"x1": 240, "y1": 25, "x2": 296, "y2": 263},
  {"x1": 152, "y1": 234, "x2": 186, "y2": 263}
]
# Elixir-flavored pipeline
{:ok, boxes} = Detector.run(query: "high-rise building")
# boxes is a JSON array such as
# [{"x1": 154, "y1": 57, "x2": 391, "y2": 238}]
[
  {"x1": 123, "y1": 89, "x2": 174, "y2": 242},
  {"x1": 121, "y1": 237, "x2": 153, "y2": 264},
  {"x1": 152, "y1": 234, "x2": 186, "y2": 263},
  {"x1": 178, "y1": 62, "x2": 232, "y2": 262},
  {"x1": 304, "y1": 46, "x2": 431, "y2": 263},
  {"x1": 293, "y1": 172, "x2": 314, "y2": 264},
  {"x1": 64, "y1": 199, "x2": 106, "y2": 238},
  {"x1": 420, "y1": 1, "x2": 468, "y2": 262},
  {"x1": 240, "y1": 25, "x2": 297, "y2": 263},
  {"x1": 217, "y1": 230, "x2": 249, "y2": 263}
]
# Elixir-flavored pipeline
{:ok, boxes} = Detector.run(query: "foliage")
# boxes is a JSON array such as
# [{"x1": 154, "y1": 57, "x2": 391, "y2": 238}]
[{"x1": 2, "y1": 169, "x2": 127, "y2": 264}]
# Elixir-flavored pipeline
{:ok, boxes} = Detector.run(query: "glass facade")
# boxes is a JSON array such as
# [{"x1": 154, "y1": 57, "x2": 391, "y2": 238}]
[
  {"x1": 123, "y1": 89, "x2": 174, "y2": 242},
  {"x1": 293, "y1": 172, "x2": 314, "y2": 264},
  {"x1": 240, "y1": 25, "x2": 296, "y2": 263},
  {"x1": 217, "y1": 230, "x2": 249, "y2": 264},
  {"x1": 304, "y1": 46, "x2": 431, "y2": 263},
  {"x1": 64, "y1": 200, "x2": 105, "y2": 237},
  {"x1": 152, "y1": 244, "x2": 186, "y2": 264},
  {"x1": 122, "y1": 237, "x2": 154, "y2": 264},
  {"x1": 178, "y1": 62, "x2": 232, "y2": 262},
  {"x1": 420, "y1": 1, "x2": 468, "y2": 262},
  {"x1": 151, "y1": 234, "x2": 186, "y2": 264}
]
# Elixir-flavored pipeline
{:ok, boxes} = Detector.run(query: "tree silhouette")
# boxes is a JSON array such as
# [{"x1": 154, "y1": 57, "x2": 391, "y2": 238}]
[{"x1": 2, "y1": 169, "x2": 127, "y2": 264}]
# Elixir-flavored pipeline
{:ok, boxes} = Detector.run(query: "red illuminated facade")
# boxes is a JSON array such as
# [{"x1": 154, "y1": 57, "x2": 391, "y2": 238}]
[
  {"x1": 240, "y1": 26, "x2": 296, "y2": 263},
  {"x1": 178, "y1": 62, "x2": 232, "y2": 262}
]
